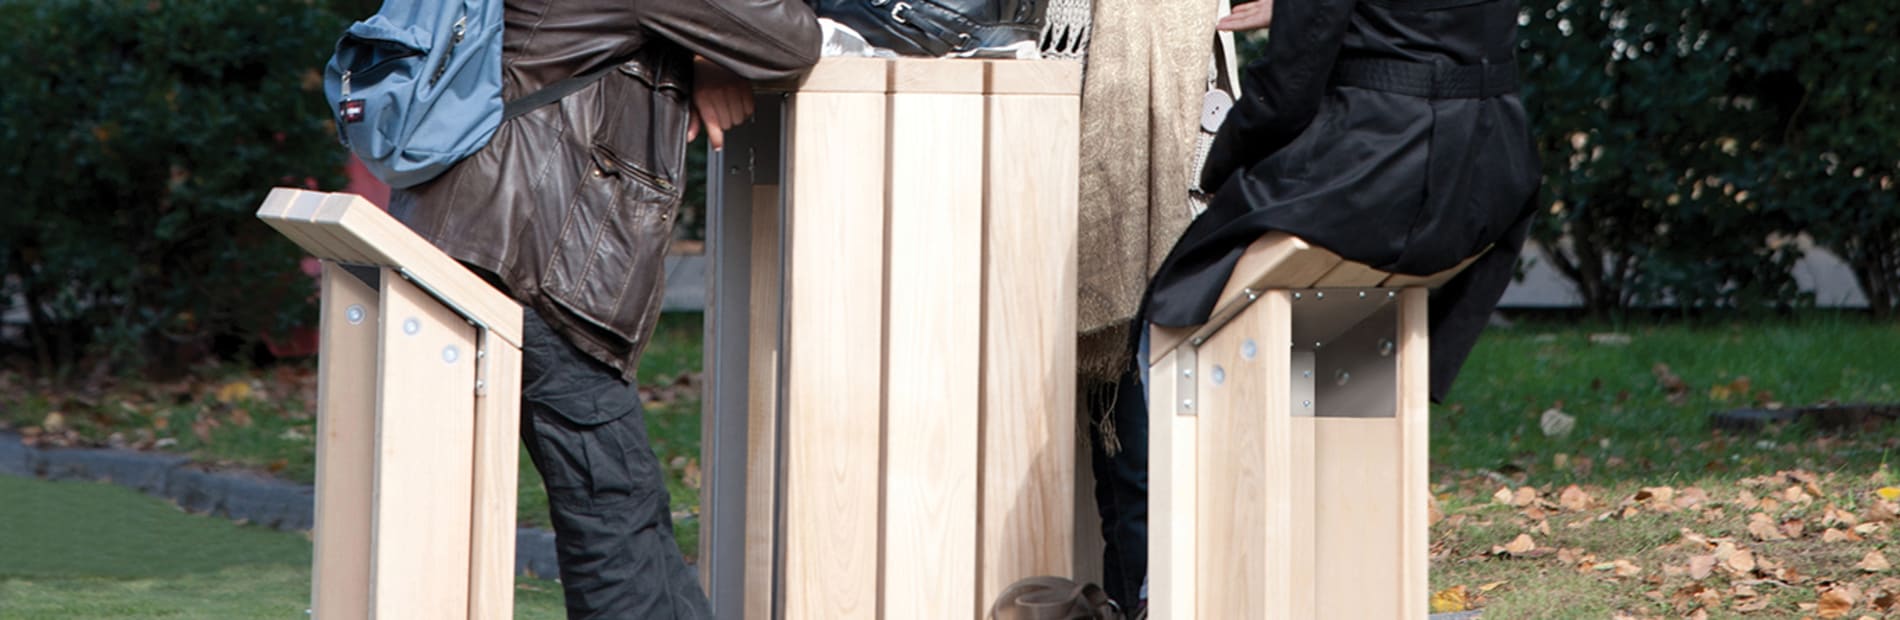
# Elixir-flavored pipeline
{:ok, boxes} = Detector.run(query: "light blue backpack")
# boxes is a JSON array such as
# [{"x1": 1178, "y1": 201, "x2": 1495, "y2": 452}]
[{"x1": 322, "y1": 0, "x2": 608, "y2": 189}]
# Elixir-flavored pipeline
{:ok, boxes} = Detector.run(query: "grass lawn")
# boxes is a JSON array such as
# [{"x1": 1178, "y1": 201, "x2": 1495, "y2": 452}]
[
  {"x1": 0, "y1": 312, "x2": 707, "y2": 559},
  {"x1": 1429, "y1": 316, "x2": 1900, "y2": 617},
  {"x1": 0, "y1": 475, "x2": 566, "y2": 619},
  {"x1": 5, "y1": 312, "x2": 1900, "y2": 618}
]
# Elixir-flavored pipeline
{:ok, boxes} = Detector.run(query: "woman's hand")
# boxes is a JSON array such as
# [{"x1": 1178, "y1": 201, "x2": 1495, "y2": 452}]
[
  {"x1": 1217, "y1": 0, "x2": 1274, "y2": 32},
  {"x1": 689, "y1": 56, "x2": 755, "y2": 151}
]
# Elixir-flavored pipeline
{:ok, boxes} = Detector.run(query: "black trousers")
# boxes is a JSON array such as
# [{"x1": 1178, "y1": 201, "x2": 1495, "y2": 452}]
[
  {"x1": 1089, "y1": 361, "x2": 1149, "y2": 611},
  {"x1": 519, "y1": 307, "x2": 711, "y2": 619}
]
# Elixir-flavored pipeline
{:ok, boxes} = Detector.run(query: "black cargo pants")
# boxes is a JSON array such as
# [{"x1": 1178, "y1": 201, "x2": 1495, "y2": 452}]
[{"x1": 518, "y1": 306, "x2": 711, "y2": 619}]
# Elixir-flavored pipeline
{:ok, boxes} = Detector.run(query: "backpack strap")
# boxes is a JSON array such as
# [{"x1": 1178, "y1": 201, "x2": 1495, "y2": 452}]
[{"x1": 502, "y1": 63, "x2": 618, "y2": 121}]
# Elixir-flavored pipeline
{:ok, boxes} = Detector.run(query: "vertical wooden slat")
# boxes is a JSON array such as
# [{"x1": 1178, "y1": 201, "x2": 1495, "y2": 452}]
[
  {"x1": 1146, "y1": 349, "x2": 1194, "y2": 620},
  {"x1": 881, "y1": 59, "x2": 985, "y2": 620},
  {"x1": 1197, "y1": 292, "x2": 1292, "y2": 618},
  {"x1": 744, "y1": 185, "x2": 783, "y2": 620},
  {"x1": 312, "y1": 263, "x2": 378, "y2": 620},
  {"x1": 1399, "y1": 287, "x2": 1432, "y2": 619},
  {"x1": 977, "y1": 86, "x2": 1080, "y2": 609},
  {"x1": 1313, "y1": 418, "x2": 1404, "y2": 617},
  {"x1": 370, "y1": 270, "x2": 478, "y2": 619},
  {"x1": 782, "y1": 85, "x2": 887, "y2": 620},
  {"x1": 1290, "y1": 415, "x2": 1318, "y2": 618},
  {"x1": 468, "y1": 335, "x2": 520, "y2": 620}
]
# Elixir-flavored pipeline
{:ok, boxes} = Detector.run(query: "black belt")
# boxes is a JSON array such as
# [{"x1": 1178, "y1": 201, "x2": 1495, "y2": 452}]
[{"x1": 1332, "y1": 58, "x2": 1519, "y2": 99}]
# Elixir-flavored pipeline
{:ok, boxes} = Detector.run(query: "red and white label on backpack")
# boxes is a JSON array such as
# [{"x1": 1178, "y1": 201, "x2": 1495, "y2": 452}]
[{"x1": 340, "y1": 99, "x2": 366, "y2": 124}]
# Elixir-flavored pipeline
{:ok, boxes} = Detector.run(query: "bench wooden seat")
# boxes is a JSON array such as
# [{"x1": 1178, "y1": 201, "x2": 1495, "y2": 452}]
[{"x1": 1146, "y1": 233, "x2": 1479, "y2": 619}]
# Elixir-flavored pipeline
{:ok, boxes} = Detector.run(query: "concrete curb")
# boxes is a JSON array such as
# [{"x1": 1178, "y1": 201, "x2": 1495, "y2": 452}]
[{"x1": 0, "y1": 431, "x2": 561, "y2": 581}]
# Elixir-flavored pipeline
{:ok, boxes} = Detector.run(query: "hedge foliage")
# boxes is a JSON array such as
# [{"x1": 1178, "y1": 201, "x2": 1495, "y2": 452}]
[
  {"x1": 0, "y1": 0, "x2": 347, "y2": 374},
  {"x1": 1518, "y1": 0, "x2": 1899, "y2": 316}
]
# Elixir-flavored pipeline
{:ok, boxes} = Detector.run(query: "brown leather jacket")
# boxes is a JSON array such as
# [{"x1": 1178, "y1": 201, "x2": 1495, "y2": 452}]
[{"x1": 392, "y1": 0, "x2": 820, "y2": 381}]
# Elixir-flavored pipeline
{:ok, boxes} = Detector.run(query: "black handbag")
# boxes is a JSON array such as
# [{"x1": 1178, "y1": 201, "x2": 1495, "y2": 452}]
[{"x1": 814, "y1": 0, "x2": 1050, "y2": 57}]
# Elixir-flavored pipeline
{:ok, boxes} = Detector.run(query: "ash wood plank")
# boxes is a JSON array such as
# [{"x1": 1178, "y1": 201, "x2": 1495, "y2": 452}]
[
  {"x1": 1218, "y1": 233, "x2": 1343, "y2": 304},
  {"x1": 773, "y1": 57, "x2": 890, "y2": 93},
  {"x1": 890, "y1": 58, "x2": 986, "y2": 94},
  {"x1": 255, "y1": 190, "x2": 522, "y2": 348},
  {"x1": 1147, "y1": 350, "x2": 1195, "y2": 620},
  {"x1": 1196, "y1": 292, "x2": 1292, "y2": 618},
  {"x1": 1290, "y1": 416, "x2": 1318, "y2": 618},
  {"x1": 881, "y1": 87, "x2": 984, "y2": 620},
  {"x1": 744, "y1": 185, "x2": 783, "y2": 620},
  {"x1": 370, "y1": 271, "x2": 479, "y2": 619},
  {"x1": 1313, "y1": 260, "x2": 1393, "y2": 287},
  {"x1": 978, "y1": 92, "x2": 1079, "y2": 612},
  {"x1": 468, "y1": 336, "x2": 520, "y2": 620},
  {"x1": 984, "y1": 60, "x2": 1084, "y2": 96},
  {"x1": 781, "y1": 89, "x2": 886, "y2": 620},
  {"x1": 311, "y1": 263, "x2": 378, "y2": 620},
  {"x1": 1398, "y1": 287, "x2": 1432, "y2": 619},
  {"x1": 1313, "y1": 418, "x2": 1404, "y2": 617},
  {"x1": 1148, "y1": 234, "x2": 1337, "y2": 364},
  {"x1": 1381, "y1": 251, "x2": 1485, "y2": 288}
]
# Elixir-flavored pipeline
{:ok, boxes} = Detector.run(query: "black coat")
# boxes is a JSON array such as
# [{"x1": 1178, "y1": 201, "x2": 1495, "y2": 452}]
[{"x1": 1145, "y1": 0, "x2": 1541, "y2": 400}]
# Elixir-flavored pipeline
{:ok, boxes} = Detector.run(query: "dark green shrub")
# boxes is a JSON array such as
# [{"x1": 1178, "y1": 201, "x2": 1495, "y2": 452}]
[
  {"x1": 0, "y1": 0, "x2": 348, "y2": 375},
  {"x1": 1517, "y1": 0, "x2": 1812, "y2": 318}
]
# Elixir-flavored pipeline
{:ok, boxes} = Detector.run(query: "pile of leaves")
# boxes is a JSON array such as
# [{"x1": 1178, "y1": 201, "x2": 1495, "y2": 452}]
[{"x1": 1433, "y1": 467, "x2": 1900, "y2": 618}]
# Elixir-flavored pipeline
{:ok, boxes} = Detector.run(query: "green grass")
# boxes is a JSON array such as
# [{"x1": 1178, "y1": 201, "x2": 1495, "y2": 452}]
[
  {"x1": 0, "y1": 311, "x2": 708, "y2": 557},
  {"x1": 0, "y1": 475, "x2": 567, "y2": 618},
  {"x1": 1435, "y1": 316, "x2": 1900, "y2": 485}
]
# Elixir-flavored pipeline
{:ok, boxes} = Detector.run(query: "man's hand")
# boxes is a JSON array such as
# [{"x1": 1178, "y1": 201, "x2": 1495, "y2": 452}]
[
  {"x1": 689, "y1": 56, "x2": 754, "y2": 151},
  {"x1": 1217, "y1": 0, "x2": 1273, "y2": 32}
]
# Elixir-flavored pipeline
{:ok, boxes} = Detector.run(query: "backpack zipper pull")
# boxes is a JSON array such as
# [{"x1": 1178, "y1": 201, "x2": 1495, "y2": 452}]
[{"x1": 430, "y1": 15, "x2": 468, "y2": 87}]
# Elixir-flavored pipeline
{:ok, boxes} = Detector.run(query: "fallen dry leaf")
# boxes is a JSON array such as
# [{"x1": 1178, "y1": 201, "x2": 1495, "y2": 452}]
[
  {"x1": 1737, "y1": 489, "x2": 1762, "y2": 510},
  {"x1": 1498, "y1": 533, "x2": 1536, "y2": 556},
  {"x1": 1861, "y1": 550, "x2": 1892, "y2": 573},
  {"x1": 1560, "y1": 485, "x2": 1594, "y2": 511},
  {"x1": 1825, "y1": 528, "x2": 1853, "y2": 543},
  {"x1": 1493, "y1": 486, "x2": 1514, "y2": 505},
  {"x1": 1749, "y1": 513, "x2": 1790, "y2": 541},
  {"x1": 1512, "y1": 486, "x2": 1539, "y2": 507},
  {"x1": 1429, "y1": 586, "x2": 1470, "y2": 613},
  {"x1": 1688, "y1": 555, "x2": 1716, "y2": 580},
  {"x1": 1820, "y1": 585, "x2": 1858, "y2": 618},
  {"x1": 1726, "y1": 549, "x2": 1757, "y2": 574}
]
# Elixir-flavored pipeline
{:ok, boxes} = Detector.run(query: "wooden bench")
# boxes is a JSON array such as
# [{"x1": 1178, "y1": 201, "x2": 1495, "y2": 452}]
[
  {"x1": 696, "y1": 58, "x2": 1086, "y2": 619},
  {"x1": 1145, "y1": 233, "x2": 1477, "y2": 619},
  {"x1": 258, "y1": 189, "x2": 523, "y2": 620}
]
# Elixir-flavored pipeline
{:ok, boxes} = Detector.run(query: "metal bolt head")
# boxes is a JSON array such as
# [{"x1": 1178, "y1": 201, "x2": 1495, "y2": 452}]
[
  {"x1": 403, "y1": 318, "x2": 421, "y2": 335},
  {"x1": 1182, "y1": 399, "x2": 1195, "y2": 410},
  {"x1": 1359, "y1": 291, "x2": 1368, "y2": 299},
  {"x1": 1335, "y1": 369, "x2": 1352, "y2": 386},
  {"x1": 442, "y1": 345, "x2": 461, "y2": 364},
  {"x1": 1303, "y1": 370, "x2": 1313, "y2": 378},
  {"x1": 1292, "y1": 291, "x2": 1302, "y2": 300},
  {"x1": 1315, "y1": 291, "x2": 1325, "y2": 300},
  {"x1": 1183, "y1": 368, "x2": 1194, "y2": 378},
  {"x1": 1211, "y1": 365, "x2": 1227, "y2": 385},
  {"x1": 346, "y1": 305, "x2": 365, "y2": 325},
  {"x1": 1388, "y1": 291, "x2": 1397, "y2": 299},
  {"x1": 1303, "y1": 400, "x2": 1313, "y2": 408},
  {"x1": 1378, "y1": 338, "x2": 1396, "y2": 357},
  {"x1": 1241, "y1": 339, "x2": 1257, "y2": 360}
]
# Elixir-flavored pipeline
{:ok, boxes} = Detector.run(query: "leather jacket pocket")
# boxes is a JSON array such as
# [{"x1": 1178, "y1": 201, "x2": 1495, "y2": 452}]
[{"x1": 538, "y1": 143, "x2": 679, "y2": 358}]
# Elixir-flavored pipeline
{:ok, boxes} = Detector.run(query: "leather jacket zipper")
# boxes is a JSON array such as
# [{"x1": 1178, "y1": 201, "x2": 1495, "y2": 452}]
[{"x1": 594, "y1": 144, "x2": 677, "y2": 194}]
